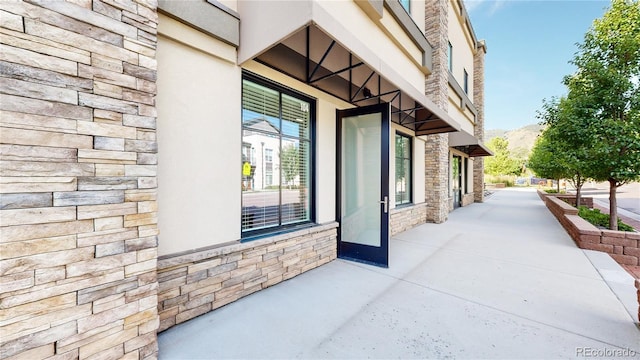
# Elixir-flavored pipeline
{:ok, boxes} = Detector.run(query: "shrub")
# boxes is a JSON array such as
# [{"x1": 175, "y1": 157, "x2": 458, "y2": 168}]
[
  {"x1": 577, "y1": 206, "x2": 634, "y2": 232},
  {"x1": 484, "y1": 175, "x2": 515, "y2": 187},
  {"x1": 544, "y1": 189, "x2": 566, "y2": 194}
]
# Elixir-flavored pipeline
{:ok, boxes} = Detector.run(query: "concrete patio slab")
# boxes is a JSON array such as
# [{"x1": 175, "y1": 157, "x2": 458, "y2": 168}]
[{"x1": 159, "y1": 188, "x2": 640, "y2": 359}]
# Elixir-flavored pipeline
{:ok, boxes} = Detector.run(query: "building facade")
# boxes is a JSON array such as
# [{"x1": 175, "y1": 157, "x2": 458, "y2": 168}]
[{"x1": 0, "y1": 0, "x2": 489, "y2": 358}]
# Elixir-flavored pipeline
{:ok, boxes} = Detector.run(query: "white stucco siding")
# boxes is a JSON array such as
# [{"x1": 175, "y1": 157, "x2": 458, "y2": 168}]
[
  {"x1": 447, "y1": 0, "x2": 475, "y2": 99},
  {"x1": 413, "y1": 136, "x2": 426, "y2": 204},
  {"x1": 448, "y1": 87, "x2": 475, "y2": 134},
  {"x1": 409, "y1": 0, "x2": 426, "y2": 36},
  {"x1": 157, "y1": 17, "x2": 242, "y2": 256},
  {"x1": 467, "y1": 158, "x2": 474, "y2": 194},
  {"x1": 317, "y1": 0, "x2": 424, "y2": 92}
]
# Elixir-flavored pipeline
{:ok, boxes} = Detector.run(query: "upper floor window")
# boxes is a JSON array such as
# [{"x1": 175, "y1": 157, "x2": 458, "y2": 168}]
[
  {"x1": 241, "y1": 74, "x2": 314, "y2": 236},
  {"x1": 395, "y1": 132, "x2": 412, "y2": 205},
  {"x1": 448, "y1": 42, "x2": 453, "y2": 72},
  {"x1": 399, "y1": 0, "x2": 410, "y2": 13},
  {"x1": 463, "y1": 69, "x2": 469, "y2": 94}
]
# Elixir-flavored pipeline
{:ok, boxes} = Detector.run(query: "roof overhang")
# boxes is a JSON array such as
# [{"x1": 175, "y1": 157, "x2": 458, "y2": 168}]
[
  {"x1": 237, "y1": 0, "x2": 461, "y2": 136},
  {"x1": 449, "y1": 129, "x2": 493, "y2": 157}
]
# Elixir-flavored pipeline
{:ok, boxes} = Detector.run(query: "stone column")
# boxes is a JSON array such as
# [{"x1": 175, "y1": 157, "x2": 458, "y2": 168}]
[
  {"x1": 473, "y1": 41, "x2": 487, "y2": 203},
  {"x1": 0, "y1": 1, "x2": 160, "y2": 358},
  {"x1": 423, "y1": 0, "x2": 450, "y2": 223}
]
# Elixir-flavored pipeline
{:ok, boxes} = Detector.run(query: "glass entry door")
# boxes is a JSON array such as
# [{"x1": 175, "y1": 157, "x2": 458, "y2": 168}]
[
  {"x1": 453, "y1": 155, "x2": 462, "y2": 208},
  {"x1": 337, "y1": 103, "x2": 390, "y2": 268}
]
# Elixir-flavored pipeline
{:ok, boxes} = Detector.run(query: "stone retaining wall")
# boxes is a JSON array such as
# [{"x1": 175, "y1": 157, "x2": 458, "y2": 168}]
[
  {"x1": 1, "y1": 1, "x2": 160, "y2": 359},
  {"x1": 390, "y1": 203, "x2": 427, "y2": 236},
  {"x1": 541, "y1": 194, "x2": 640, "y2": 266},
  {"x1": 157, "y1": 223, "x2": 338, "y2": 332},
  {"x1": 536, "y1": 189, "x2": 593, "y2": 208},
  {"x1": 540, "y1": 193, "x2": 640, "y2": 324}
]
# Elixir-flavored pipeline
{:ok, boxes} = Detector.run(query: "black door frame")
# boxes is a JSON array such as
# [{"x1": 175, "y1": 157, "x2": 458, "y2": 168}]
[
  {"x1": 336, "y1": 103, "x2": 390, "y2": 268},
  {"x1": 453, "y1": 155, "x2": 462, "y2": 208}
]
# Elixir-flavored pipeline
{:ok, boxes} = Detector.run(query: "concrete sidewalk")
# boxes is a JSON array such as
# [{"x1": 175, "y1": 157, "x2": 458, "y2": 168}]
[{"x1": 159, "y1": 188, "x2": 639, "y2": 359}]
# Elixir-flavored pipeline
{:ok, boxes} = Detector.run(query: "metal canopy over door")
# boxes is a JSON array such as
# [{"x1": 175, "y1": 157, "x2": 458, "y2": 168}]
[{"x1": 337, "y1": 103, "x2": 390, "y2": 268}]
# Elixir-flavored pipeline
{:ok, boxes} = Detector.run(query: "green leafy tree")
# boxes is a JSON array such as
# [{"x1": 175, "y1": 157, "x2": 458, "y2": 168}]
[
  {"x1": 528, "y1": 134, "x2": 566, "y2": 191},
  {"x1": 484, "y1": 137, "x2": 522, "y2": 176},
  {"x1": 280, "y1": 144, "x2": 299, "y2": 188},
  {"x1": 534, "y1": 97, "x2": 591, "y2": 205},
  {"x1": 563, "y1": 0, "x2": 640, "y2": 229}
]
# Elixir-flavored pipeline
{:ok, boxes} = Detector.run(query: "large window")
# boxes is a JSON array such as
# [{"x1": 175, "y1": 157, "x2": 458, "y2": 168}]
[
  {"x1": 399, "y1": 0, "x2": 410, "y2": 13},
  {"x1": 395, "y1": 133, "x2": 412, "y2": 205},
  {"x1": 241, "y1": 74, "x2": 314, "y2": 235}
]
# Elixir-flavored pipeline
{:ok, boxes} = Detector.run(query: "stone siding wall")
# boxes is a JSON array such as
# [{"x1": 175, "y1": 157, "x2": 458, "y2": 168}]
[
  {"x1": 157, "y1": 223, "x2": 338, "y2": 332},
  {"x1": 390, "y1": 203, "x2": 428, "y2": 236},
  {"x1": 423, "y1": 134, "x2": 449, "y2": 223},
  {"x1": 462, "y1": 193, "x2": 475, "y2": 207},
  {"x1": 423, "y1": 0, "x2": 450, "y2": 223},
  {"x1": 0, "y1": 1, "x2": 159, "y2": 359},
  {"x1": 472, "y1": 43, "x2": 486, "y2": 203}
]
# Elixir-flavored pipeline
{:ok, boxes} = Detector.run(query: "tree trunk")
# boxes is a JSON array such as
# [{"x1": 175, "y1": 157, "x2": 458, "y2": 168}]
[
  {"x1": 609, "y1": 179, "x2": 618, "y2": 230},
  {"x1": 557, "y1": 179, "x2": 560, "y2": 193},
  {"x1": 575, "y1": 175, "x2": 582, "y2": 208}
]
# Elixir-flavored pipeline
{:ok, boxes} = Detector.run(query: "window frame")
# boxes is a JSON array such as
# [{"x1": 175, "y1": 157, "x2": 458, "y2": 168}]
[
  {"x1": 464, "y1": 157, "x2": 469, "y2": 194},
  {"x1": 463, "y1": 68, "x2": 469, "y2": 94},
  {"x1": 240, "y1": 71, "x2": 316, "y2": 239},
  {"x1": 394, "y1": 131, "x2": 412, "y2": 206},
  {"x1": 448, "y1": 41, "x2": 453, "y2": 72}
]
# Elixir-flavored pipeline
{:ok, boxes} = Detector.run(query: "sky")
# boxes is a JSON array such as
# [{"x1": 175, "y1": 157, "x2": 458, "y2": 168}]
[{"x1": 463, "y1": 0, "x2": 611, "y2": 131}]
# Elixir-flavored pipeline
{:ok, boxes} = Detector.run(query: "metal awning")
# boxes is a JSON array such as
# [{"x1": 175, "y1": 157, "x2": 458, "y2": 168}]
[
  {"x1": 237, "y1": 0, "x2": 462, "y2": 136},
  {"x1": 449, "y1": 129, "x2": 493, "y2": 157}
]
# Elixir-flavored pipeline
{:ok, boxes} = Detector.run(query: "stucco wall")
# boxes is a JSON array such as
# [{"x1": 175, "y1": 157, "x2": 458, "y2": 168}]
[
  {"x1": 447, "y1": 0, "x2": 474, "y2": 97},
  {"x1": 157, "y1": 14, "x2": 241, "y2": 256}
]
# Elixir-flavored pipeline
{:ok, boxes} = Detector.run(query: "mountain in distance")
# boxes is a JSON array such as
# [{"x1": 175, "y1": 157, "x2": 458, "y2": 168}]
[{"x1": 485, "y1": 123, "x2": 545, "y2": 158}]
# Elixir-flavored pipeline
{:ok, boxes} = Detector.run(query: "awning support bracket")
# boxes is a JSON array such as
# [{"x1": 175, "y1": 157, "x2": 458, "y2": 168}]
[
  {"x1": 352, "y1": 89, "x2": 400, "y2": 104},
  {"x1": 351, "y1": 71, "x2": 376, "y2": 102},
  {"x1": 308, "y1": 40, "x2": 336, "y2": 82},
  {"x1": 309, "y1": 62, "x2": 365, "y2": 84}
]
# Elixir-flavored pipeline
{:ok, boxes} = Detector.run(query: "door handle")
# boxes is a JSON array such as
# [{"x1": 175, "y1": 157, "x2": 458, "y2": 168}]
[{"x1": 379, "y1": 196, "x2": 388, "y2": 214}]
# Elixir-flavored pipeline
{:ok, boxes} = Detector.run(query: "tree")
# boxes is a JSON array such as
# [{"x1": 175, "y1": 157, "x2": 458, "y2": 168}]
[
  {"x1": 533, "y1": 97, "x2": 591, "y2": 205},
  {"x1": 564, "y1": 0, "x2": 640, "y2": 229},
  {"x1": 280, "y1": 144, "x2": 299, "y2": 188},
  {"x1": 484, "y1": 137, "x2": 522, "y2": 176},
  {"x1": 528, "y1": 134, "x2": 565, "y2": 191}
]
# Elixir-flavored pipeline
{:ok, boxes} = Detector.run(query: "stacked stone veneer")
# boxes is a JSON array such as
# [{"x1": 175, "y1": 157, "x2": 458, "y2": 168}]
[
  {"x1": 461, "y1": 193, "x2": 474, "y2": 207},
  {"x1": 157, "y1": 223, "x2": 337, "y2": 331},
  {"x1": 0, "y1": 1, "x2": 159, "y2": 359},
  {"x1": 423, "y1": 0, "x2": 450, "y2": 223},
  {"x1": 473, "y1": 41, "x2": 486, "y2": 203},
  {"x1": 390, "y1": 203, "x2": 428, "y2": 236}
]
